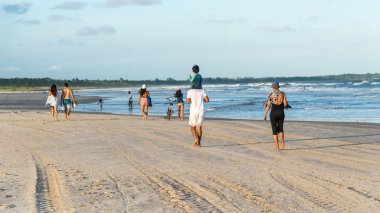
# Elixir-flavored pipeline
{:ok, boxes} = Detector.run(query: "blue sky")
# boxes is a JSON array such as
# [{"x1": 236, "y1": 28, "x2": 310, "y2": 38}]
[{"x1": 1, "y1": 0, "x2": 380, "y2": 80}]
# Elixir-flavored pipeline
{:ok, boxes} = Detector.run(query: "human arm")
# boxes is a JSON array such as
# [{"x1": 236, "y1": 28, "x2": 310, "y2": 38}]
[
  {"x1": 46, "y1": 92, "x2": 51, "y2": 106},
  {"x1": 283, "y1": 93, "x2": 288, "y2": 109},
  {"x1": 188, "y1": 73, "x2": 195, "y2": 82},
  {"x1": 263, "y1": 100, "x2": 271, "y2": 122},
  {"x1": 204, "y1": 96, "x2": 209, "y2": 103},
  {"x1": 186, "y1": 90, "x2": 191, "y2": 103},
  {"x1": 70, "y1": 89, "x2": 76, "y2": 103},
  {"x1": 60, "y1": 90, "x2": 64, "y2": 105}
]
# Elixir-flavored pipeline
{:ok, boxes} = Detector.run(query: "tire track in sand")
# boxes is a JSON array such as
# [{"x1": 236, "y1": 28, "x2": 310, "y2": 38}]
[
  {"x1": 33, "y1": 156, "x2": 66, "y2": 213},
  {"x1": 95, "y1": 127, "x2": 226, "y2": 212},
  {"x1": 97, "y1": 124, "x2": 275, "y2": 212}
]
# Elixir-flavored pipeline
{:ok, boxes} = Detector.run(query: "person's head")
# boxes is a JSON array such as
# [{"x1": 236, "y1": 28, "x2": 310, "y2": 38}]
[
  {"x1": 170, "y1": 102, "x2": 173, "y2": 106},
  {"x1": 128, "y1": 91, "x2": 131, "y2": 94},
  {"x1": 271, "y1": 82, "x2": 280, "y2": 90},
  {"x1": 139, "y1": 84, "x2": 147, "y2": 96},
  {"x1": 175, "y1": 88, "x2": 182, "y2": 97},
  {"x1": 50, "y1": 84, "x2": 57, "y2": 96},
  {"x1": 192, "y1": 65, "x2": 200, "y2": 73},
  {"x1": 64, "y1": 82, "x2": 68, "y2": 87}
]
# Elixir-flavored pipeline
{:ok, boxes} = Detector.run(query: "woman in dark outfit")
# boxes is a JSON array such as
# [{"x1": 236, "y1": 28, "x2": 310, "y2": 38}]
[{"x1": 264, "y1": 82, "x2": 288, "y2": 151}]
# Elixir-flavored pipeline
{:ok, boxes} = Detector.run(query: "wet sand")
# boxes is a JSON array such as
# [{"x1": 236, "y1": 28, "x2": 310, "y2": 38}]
[
  {"x1": 0, "y1": 110, "x2": 379, "y2": 212},
  {"x1": 0, "y1": 92, "x2": 100, "y2": 110}
]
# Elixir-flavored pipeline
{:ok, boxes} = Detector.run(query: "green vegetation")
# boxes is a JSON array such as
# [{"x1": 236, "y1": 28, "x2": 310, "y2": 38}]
[{"x1": 1, "y1": 73, "x2": 380, "y2": 90}]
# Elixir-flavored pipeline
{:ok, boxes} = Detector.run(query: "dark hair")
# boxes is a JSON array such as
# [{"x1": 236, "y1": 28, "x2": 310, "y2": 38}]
[
  {"x1": 175, "y1": 90, "x2": 182, "y2": 97},
  {"x1": 50, "y1": 84, "x2": 57, "y2": 97},
  {"x1": 139, "y1": 88, "x2": 146, "y2": 96},
  {"x1": 64, "y1": 82, "x2": 68, "y2": 87},
  {"x1": 128, "y1": 91, "x2": 131, "y2": 94},
  {"x1": 192, "y1": 65, "x2": 200, "y2": 73}
]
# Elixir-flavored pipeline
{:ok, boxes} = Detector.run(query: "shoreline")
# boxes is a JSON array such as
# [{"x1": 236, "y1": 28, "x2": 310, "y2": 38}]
[{"x1": 1, "y1": 92, "x2": 379, "y2": 125}]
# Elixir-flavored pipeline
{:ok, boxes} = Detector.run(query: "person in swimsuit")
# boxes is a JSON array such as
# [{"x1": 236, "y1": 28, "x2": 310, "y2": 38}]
[
  {"x1": 46, "y1": 84, "x2": 58, "y2": 121},
  {"x1": 174, "y1": 88, "x2": 184, "y2": 120},
  {"x1": 61, "y1": 82, "x2": 76, "y2": 120},
  {"x1": 264, "y1": 82, "x2": 288, "y2": 151},
  {"x1": 138, "y1": 84, "x2": 150, "y2": 120}
]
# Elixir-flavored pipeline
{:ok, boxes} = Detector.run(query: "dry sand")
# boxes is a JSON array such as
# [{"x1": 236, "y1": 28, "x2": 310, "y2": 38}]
[{"x1": 0, "y1": 110, "x2": 379, "y2": 212}]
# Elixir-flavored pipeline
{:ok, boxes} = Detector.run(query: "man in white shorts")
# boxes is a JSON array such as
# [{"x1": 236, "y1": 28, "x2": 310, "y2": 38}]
[{"x1": 186, "y1": 89, "x2": 209, "y2": 147}]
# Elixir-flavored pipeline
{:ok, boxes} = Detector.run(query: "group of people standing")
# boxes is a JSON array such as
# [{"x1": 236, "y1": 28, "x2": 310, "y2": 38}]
[
  {"x1": 45, "y1": 65, "x2": 289, "y2": 151},
  {"x1": 45, "y1": 83, "x2": 76, "y2": 121},
  {"x1": 135, "y1": 65, "x2": 208, "y2": 147}
]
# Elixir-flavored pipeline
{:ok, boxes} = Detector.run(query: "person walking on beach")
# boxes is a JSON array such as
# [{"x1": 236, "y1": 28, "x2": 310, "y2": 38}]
[
  {"x1": 61, "y1": 82, "x2": 76, "y2": 120},
  {"x1": 138, "y1": 84, "x2": 150, "y2": 120},
  {"x1": 174, "y1": 88, "x2": 184, "y2": 120},
  {"x1": 186, "y1": 88, "x2": 209, "y2": 147},
  {"x1": 128, "y1": 91, "x2": 133, "y2": 109},
  {"x1": 46, "y1": 84, "x2": 58, "y2": 121},
  {"x1": 98, "y1": 98, "x2": 103, "y2": 110},
  {"x1": 263, "y1": 82, "x2": 288, "y2": 151}
]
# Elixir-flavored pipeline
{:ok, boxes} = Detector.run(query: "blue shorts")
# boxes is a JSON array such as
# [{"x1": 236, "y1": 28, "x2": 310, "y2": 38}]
[{"x1": 63, "y1": 99, "x2": 72, "y2": 108}]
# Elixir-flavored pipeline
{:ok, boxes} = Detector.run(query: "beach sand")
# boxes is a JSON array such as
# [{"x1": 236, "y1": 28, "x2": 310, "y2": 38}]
[{"x1": 0, "y1": 109, "x2": 379, "y2": 212}]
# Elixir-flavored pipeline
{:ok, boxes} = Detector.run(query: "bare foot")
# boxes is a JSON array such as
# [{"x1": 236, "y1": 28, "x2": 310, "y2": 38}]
[{"x1": 193, "y1": 139, "x2": 199, "y2": 147}]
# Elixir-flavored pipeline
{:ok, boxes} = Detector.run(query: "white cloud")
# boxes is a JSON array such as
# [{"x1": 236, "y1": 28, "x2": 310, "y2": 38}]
[
  {"x1": 76, "y1": 25, "x2": 116, "y2": 36},
  {"x1": 47, "y1": 14, "x2": 80, "y2": 22},
  {"x1": 2, "y1": 2, "x2": 32, "y2": 14},
  {"x1": 47, "y1": 65, "x2": 62, "y2": 71},
  {"x1": 18, "y1": 19, "x2": 41, "y2": 25},
  {"x1": 0, "y1": 66, "x2": 21, "y2": 72},
  {"x1": 201, "y1": 18, "x2": 245, "y2": 24},
  {"x1": 106, "y1": 0, "x2": 162, "y2": 7},
  {"x1": 53, "y1": 1, "x2": 87, "y2": 10},
  {"x1": 254, "y1": 26, "x2": 298, "y2": 33}
]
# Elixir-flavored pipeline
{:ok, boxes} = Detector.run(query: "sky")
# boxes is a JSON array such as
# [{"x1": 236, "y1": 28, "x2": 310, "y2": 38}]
[{"x1": 1, "y1": 0, "x2": 380, "y2": 80}]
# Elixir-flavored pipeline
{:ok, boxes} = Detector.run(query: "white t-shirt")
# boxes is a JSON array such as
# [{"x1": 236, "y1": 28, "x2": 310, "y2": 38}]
[{"x1": 187, "y1": 89, "x2": 207, "y2": 115}]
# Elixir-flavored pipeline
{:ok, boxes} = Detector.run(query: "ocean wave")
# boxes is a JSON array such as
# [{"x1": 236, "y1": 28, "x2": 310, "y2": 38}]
[
  {"x1": 352, "y1": 80, "x2": 370, "y2": 86},
  {"x1": 304, "y1": 107, "x2": 346, "y2": 110}
]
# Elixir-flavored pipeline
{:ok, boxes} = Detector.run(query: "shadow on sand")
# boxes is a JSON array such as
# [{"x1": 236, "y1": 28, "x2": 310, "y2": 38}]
[{"x1": 202, "y1": 133, "x2": 380, "y2": 150}]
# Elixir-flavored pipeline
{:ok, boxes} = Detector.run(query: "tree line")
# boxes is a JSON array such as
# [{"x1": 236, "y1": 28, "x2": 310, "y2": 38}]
[{"x1": 1, "y1": 73, "x2": 380, "y2": 89}]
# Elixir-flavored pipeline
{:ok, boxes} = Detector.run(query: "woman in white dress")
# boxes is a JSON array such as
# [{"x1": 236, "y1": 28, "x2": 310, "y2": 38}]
[{"x1": 46, "y1": 84, "x2": 58, "y2": 121}]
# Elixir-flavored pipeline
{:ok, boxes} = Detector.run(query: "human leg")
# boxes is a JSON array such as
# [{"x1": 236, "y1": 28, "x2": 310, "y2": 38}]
[
  {"x1": 177, "y1": 104, "x2": 181, "y2": 119},
  {"x1": 140, "y1": 104, "x2": 146, "y2": 120},
  {"x1": 66, "y1": 107, "x2": 71, "y2": 120},
  {"x1": 145, "y1": 104, "x2": 149, "y2": 120},
  {"x1": 50, "y1": 106, "x2": 54, "y2": 120},
  {"x1": 270, "y1": 111, "x2": 280, "y2": 151},
  {"x1": 180, "y1": 104, "x2": 184, "y2": 120},
  {"x1": 190, "y1": 126, "x2": 198, "y2": 146},
  {"x1": 278, "y1": 112, "x2": 285, "y2": 150},
  {"x1": 53, "y1": 106, "x2": 58, "y2": 121},
  {"x1": 196, "y1": 125, "x2": 202, "y2": 146},
  {"x1": 63, "y1": 99, "x2": 71, "y2": 120}
]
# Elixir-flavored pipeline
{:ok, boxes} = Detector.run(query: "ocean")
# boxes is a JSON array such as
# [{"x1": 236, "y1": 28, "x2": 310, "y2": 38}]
[{"x1": 75, "y1": 80, "x2": 380, "y2": 123}]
